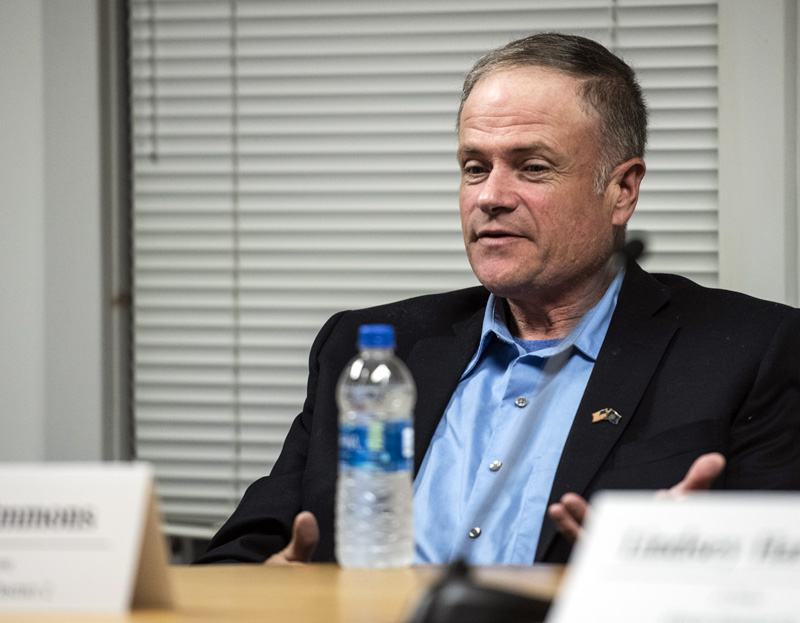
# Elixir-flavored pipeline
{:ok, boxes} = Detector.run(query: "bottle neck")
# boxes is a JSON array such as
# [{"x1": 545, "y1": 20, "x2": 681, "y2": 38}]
[{"x1": 359, "y1": 346, "x2": 394, "y2": 358}]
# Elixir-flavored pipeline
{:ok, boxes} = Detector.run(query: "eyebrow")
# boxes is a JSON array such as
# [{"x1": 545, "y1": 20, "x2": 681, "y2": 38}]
[{"x1": 457, "y1": 142, "x2": 559, "y2": 160}]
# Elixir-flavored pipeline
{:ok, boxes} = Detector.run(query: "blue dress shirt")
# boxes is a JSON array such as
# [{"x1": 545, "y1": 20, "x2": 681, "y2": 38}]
[{"x1": 413, "y1": 269, "x2": 624, "y2": 564}]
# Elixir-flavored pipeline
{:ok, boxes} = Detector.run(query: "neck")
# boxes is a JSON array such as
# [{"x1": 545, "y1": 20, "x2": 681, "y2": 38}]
[{"x1": 505, "y1": 264, "x2": 619, "y2": 340}]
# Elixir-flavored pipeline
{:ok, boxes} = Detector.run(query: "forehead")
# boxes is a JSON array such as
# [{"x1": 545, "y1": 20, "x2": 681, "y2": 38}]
[{"x1": 458, "y1": 66, "x2": 595, "y2": 145}]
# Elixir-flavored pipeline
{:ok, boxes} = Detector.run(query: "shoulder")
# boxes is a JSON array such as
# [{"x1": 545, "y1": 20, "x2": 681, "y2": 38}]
[
  {"x1": 340, "y1": 286, "x2": 490, "y2": 329},
  {"x1": 311, "y1": 286, "x2": 489, "y2": 355},
  {"x1": 623, "y1": 268, "x2": 800, "y2": 352},
  {"x1": 649, "y1": 271, "x2": 798, "y2": 322}
]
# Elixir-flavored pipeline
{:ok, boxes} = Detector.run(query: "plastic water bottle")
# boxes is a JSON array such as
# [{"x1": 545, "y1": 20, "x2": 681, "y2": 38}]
[{"x1": 335, "y1": 324, "x2": 416, "y2": 568}]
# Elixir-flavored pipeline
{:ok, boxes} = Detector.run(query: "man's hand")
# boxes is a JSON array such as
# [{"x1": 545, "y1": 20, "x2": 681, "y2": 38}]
[
  {"x1": 547, "y1": 452, "x2": 727, "y2": 544},
  {"x1": 264, "y1": 511, "x2": 319, "y2": 565},
  {"x1": 547, "y1": 492, "x2": 590, "y2": 544},
  {"x1": 658, "y1": 451, "x2": 726, "y2": 497}
]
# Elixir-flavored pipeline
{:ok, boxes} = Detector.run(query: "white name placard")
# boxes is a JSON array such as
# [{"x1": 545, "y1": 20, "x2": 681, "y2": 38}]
[
  {"x1": 0, "y1": 463, "x2": 172, "y2": 614},
  {"x1": 548, "y1": 491, "x2": 800, "y2": 623}
]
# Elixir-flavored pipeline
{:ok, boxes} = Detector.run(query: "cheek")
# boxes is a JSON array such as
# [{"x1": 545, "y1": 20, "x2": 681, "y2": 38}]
[
  {"x1": 459, "y1": 210, "x2": 471, "y2": 239},
  {"x1": 459, "y1": 181, "x2": 472, "y2": 202},
  {"x1": 519, "y1": 185, "x2": 565, "y2": 221},
  {"x1": 458, "y1": 189, "x2": 474, "y2": 222},
  {"x1": 555, "y1": 189, "x2": 608, "y2": 228},
  {"x1": 458, "y1": 202, "x2": 468, "y2": 224},
  {"x1": 562, "y1": 213, "x2": 616, "y2": 261}
]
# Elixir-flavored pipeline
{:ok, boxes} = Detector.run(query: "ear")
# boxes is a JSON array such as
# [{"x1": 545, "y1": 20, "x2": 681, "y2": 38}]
[{"x1": 607, "y1": 158, "x2": 646, "y2": 227}]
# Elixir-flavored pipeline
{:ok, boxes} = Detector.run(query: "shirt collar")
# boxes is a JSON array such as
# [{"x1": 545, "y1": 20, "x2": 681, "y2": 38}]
[{"x1": 467, "y1": 267, "x2": 626, "y2": 373}]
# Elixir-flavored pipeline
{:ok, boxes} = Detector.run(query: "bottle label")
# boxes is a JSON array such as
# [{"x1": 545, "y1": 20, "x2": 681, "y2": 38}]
[{"x1": 339, "y1": 420, "x2": 413, "y2": 472}]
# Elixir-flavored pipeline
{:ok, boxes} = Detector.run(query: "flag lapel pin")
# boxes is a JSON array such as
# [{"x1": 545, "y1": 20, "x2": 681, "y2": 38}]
[{"x1": 592, "y1": 408, "x2": 622, "y2": 425}]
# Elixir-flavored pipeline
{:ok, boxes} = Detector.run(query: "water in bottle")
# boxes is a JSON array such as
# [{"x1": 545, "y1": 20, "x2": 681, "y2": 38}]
[{"x1": 335, "y1": 324, "x2": 416, "y2": 568}]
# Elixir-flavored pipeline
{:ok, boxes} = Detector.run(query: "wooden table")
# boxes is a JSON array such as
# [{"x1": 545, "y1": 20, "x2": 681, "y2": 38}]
[{"x1": 2, "y1": 563, "x2": 563, "y2": 623}]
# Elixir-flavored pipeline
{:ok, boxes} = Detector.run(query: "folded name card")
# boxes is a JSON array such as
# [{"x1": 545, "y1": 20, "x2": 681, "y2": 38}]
[
  {"x1": 0, "y1": 462, "x2": 172, "y2": 614},
  {"x1": 548, "y1": 491, "x2": 800, "y2": 623}
]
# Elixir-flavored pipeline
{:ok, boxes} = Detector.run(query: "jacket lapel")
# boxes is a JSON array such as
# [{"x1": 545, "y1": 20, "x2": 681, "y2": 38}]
[
  {"x1": 535, "y1": 264, "x2": 678, "y2": 560},
  {"x1": 405, "y1": 304, "x2": 486, "y2": 475}
]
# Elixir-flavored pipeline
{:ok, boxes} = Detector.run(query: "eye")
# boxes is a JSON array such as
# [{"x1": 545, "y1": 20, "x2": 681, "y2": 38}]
[
  {"x1": 524, "y1": 163, "x2": 549, "y2": 173},
  {"x1": 461, "y1": 160, "x2": 488, "y2": 176}
]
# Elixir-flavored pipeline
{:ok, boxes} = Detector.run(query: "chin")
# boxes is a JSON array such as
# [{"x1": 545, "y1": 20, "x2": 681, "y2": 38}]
[
  {"x1": 468, "y1": 251, "x2": 544, "y2": 290},
  {"x1": 474, "y1": 273, "x2": 533, "y2": 300}
]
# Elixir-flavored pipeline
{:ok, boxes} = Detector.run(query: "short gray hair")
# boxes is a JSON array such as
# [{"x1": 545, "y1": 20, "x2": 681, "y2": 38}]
[{"x1": 458, "y1": 33, "x2": 648, "y2": 194}]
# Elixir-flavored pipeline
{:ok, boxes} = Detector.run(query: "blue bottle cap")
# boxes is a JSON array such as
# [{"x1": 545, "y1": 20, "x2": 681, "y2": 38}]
[{"x1": 358, "y1": 324, "x2": 395, "y2": 349}]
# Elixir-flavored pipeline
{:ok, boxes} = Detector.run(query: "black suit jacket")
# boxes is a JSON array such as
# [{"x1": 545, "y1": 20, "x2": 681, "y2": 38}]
[{"x1": 196, "y1": 264, "x2": 800, "y2": 564}]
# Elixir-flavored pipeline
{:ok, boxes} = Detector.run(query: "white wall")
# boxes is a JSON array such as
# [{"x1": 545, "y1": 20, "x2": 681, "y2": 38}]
[
  {"x1": 0, "y1": 0, "x2": 47, "y2": 460},
  {"x1": 41, "y1": 0, "x2": 105, "y2": 459},
  {"x1": 0, "y1": 0, "x2": 105, "y2": 461},
  {"x1": 719, "y1": 0, "x2": 799, "y2": 306}
]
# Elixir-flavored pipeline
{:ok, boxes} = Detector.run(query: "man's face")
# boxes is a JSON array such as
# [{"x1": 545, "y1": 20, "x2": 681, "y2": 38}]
[{"x1": 458, "y1": 66, "x2": 631, "y2": 304}]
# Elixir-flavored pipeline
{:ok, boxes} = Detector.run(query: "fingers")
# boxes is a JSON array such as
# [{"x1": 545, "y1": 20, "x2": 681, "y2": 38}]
[
  {"x1": 265, "y1": 511, "x2": 320, "y2": 565},
  {"x1": 549, "y1": 454, "x2": 726, "y2": 546},
  {"x1": 665, "y1": 452, "x2": 726, "y2": 497},
  {"x1": 548, "y1": 493, "x2": 590, "y2": 544},
  {"x1": 287, "y1": 511, "x2": 320, "y2": 561}
]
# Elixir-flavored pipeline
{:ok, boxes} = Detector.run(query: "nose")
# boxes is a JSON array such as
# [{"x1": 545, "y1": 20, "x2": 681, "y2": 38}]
[{"x1": 475, "y1": 167, "x2": 516, "y2": 214}]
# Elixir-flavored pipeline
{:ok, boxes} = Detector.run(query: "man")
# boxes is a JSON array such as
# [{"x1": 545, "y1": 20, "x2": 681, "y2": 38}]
[{"x1": 196, "y1": 33, "x2": 800, "y2": 565}]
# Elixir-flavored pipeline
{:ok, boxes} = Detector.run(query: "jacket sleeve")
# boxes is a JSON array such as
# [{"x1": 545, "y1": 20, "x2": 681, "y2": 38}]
[
  {"x1": 722, "y1": 308, "x2": 800, "y2": 490},
  {"x1": 194, "y1": 311, "x2": 346, "y2": 564}
]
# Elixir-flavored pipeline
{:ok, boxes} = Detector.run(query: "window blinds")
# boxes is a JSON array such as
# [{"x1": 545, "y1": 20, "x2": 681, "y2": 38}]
[{"x1": 128, "y1": 0, "x2": 718, "y2": 537}]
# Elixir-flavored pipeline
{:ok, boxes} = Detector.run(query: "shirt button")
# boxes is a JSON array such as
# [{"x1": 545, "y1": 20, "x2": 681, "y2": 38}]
[
  {"x1": 515, "y1": 396, "x2": 528, "y2": 408},
  {"x1": 469, "y1": 527, "x2": 482, "y2": 539},
  {"x1": 489, "y1": 460, "x2": 503, "y2": 472}
]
